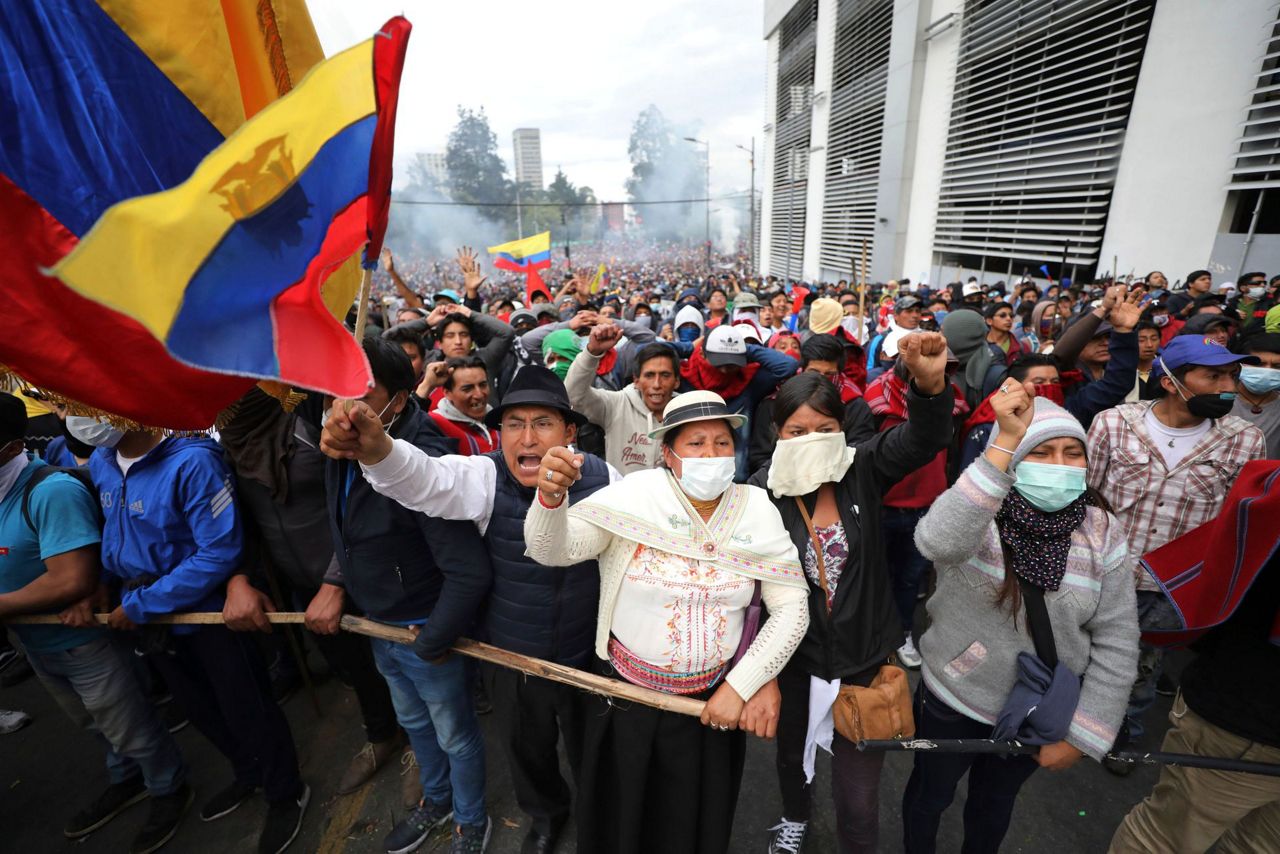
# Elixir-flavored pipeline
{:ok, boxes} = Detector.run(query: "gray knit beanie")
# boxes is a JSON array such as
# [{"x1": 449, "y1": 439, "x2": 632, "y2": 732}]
[{"x1": 987, "y1": 397, "x2": 1088, "y2": 469}]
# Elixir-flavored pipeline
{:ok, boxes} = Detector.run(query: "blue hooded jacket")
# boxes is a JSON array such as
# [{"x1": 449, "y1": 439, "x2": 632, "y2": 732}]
[{"x1": 89, "y1": 437, "x2": 243, "y2": 625}]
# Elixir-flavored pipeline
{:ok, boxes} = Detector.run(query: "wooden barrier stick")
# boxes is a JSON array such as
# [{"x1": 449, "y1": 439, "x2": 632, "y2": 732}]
[{"x1": 10, "y1": 612, "x2": 708, "y2": 719}]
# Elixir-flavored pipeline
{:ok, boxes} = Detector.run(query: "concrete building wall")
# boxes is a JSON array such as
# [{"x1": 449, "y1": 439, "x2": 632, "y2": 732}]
[
  {"x1": 1098, "y1": 0, "x2": 1274, "y2": 283},
  {"x1": 512, "y1": 128, "x2": 544, "y2": 189},
  {"x1": 867, "y1": 0, "x2": 932, "y2": 283},
  {"x1": 898, "y1": 0, "x2": 961, "y2": 284}
]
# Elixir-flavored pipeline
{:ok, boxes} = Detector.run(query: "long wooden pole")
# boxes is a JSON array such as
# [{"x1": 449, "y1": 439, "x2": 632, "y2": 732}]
[
  {"x1": 855, "y1": 240, "x2": 868, "y2": 344},
  {"x1": 10, "y1": 612, "x2": 708, "y2": 719},
  {"x1": 353, "y1": 266, "x2": 374, "y2": 340}
]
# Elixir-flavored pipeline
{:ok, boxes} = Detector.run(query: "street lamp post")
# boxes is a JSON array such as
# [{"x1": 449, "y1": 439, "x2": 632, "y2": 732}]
[
  {"x1": 736, "y1": 138, "x2": 756, "y2": 277},
  {"x1": 684, "y1": 137, "x2": 711, "y2": 274}
]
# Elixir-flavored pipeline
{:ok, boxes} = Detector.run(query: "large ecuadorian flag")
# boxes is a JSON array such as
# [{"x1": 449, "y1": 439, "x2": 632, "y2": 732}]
[
  {"x1": 0, "y1": 2, "x2": 382, "y2": 429},
  {"x1": 51, "y1": 16, "x2": 411, "y2": 402},
  {"x1": 488, "y1": 231, "x2": 553, "y2": 304}
]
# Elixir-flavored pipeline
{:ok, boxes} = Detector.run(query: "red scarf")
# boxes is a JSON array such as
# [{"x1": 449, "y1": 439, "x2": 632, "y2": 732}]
[
  {"x1": 680, "y1": 341, "x2": 759, "y2": 400},
  {"x1": 962, "y1": 382, "x2": 1065, "y2": 434},
  {"x1": 596, "y1": 348, "x2": 618, "y2": 377}
]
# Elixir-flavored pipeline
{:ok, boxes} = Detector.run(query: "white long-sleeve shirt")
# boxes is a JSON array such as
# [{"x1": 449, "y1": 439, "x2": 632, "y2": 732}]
[{"x1": 361, "y1": 439, "x2": 620, "y2": 534}]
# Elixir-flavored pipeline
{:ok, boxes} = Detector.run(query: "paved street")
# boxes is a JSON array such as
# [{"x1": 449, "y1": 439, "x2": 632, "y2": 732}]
[{"x1": 1, "y1": 633, "x2": 1176, "y2": 854}]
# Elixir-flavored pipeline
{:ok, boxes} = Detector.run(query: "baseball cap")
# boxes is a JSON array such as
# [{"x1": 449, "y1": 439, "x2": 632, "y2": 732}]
[
  {"x1": 962, "y1": 281, "x2": 983, "y2": 297},
  {"x1": 434, "y1": 289, "x2": 461, "y2": 304},
  {"x1": 1157, "y1": 336, "x2": 1259, "y2": 372},
  {"x1": 1182, "y1": 314, "x2": 1237, "y2": 335},
  {"x1": 704, "y1": 325, "x2": 748, "y2": 367},
  {"x1": 733, "y1": 292, "x2": 761, "y2": 310},
  {"x1": 808, "y1": 298, "x2": 843, "y2": 334},
  {"x1": 894, "y1": 295, "x2": 922, "y2": 312}
]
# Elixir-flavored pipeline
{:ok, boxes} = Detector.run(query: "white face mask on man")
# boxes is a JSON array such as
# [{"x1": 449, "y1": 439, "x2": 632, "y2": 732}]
[
  {"x1": 66, "y1": 415, "x2": 125, "y2": 449},
  {"x1": 670, "y1": 452, "x2": 736, "y2": 501}
]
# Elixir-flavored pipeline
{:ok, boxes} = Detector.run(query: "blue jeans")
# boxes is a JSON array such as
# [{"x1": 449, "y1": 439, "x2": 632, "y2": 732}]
[
  {"x1": 28, "y1": 635, "x2": 185, "y2": 796},
  {"x1": 882, "y1": 507, "x2": 930, "y2": 634},
  {"x1": 371, "y1": 638, "x2": 486, "y2": 827}
]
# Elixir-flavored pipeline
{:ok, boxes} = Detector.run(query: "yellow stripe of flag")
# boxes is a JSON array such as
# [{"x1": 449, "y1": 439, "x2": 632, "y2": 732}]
[{"x1": 487, "y1": 231, "x2": 551, "y2": 259}]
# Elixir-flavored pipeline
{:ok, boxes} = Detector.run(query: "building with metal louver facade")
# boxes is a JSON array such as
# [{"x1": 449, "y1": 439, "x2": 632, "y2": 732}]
[{"x1": 760, "y1": 0, "x2": 1280, "y2": 288}]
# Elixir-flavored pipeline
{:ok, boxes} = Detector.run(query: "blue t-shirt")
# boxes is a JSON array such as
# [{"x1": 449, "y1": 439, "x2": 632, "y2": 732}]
[{"x1": 0, "y1": 459, "x2": 105, "y2": 654}]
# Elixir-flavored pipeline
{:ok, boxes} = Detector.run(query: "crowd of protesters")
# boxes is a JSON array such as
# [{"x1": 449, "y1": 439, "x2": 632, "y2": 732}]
[{"x1": 1, "y1": 242, "x2": 1278, "y2": 854}]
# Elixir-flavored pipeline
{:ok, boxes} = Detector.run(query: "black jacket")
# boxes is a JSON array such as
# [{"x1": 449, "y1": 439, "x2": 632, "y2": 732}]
[
  {"x1": 1180, "y1": 553, "x2": 1280, "y2": 747},
  {"x1": 749, "y1": 382, "x2": 954, "y2": 681},
  {"x1": 325, "y1": 400, "x2": 492, "y2": 660}
]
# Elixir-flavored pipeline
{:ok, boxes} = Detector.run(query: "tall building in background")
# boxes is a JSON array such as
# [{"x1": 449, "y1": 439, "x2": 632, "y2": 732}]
[
  {"x1": 420, "y1": 151, "x2": 449, "y2": 187},
  {"x1": 760, "y1": 0, "x2": 1280, "y2": 287},
  {"x1": 513, "y1": 128, "x2": 544, "y2": 189}
]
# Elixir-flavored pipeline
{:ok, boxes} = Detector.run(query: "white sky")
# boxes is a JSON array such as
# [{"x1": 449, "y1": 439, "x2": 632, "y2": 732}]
[{"x1": 309, "y1": 1, "x2": 767, "y2": 200}]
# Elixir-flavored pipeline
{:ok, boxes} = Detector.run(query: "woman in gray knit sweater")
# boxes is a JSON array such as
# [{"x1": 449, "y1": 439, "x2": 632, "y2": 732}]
[{"x1": 902, "y1": 384, "x2": 1139, "y2": 854}]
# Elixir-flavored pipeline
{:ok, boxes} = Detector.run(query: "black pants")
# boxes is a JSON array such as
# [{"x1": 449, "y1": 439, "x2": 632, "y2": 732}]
[
  {"x1": 901, "y1": 684, "x2": 1038, "y2": 854},
  {"x1": 575, "y1": 659, "x2": 746, "y2": 854},
  {"x1": 147, "y1": 626, "x2": 302, "y2": 803},
  {"x1": 481, "y1": 662, "x2": 584, "y2": 835},
  {"x1": 775, "y1": 662, "x2": 886, "y2": 854},
  {"x1": 281, "y1": 581, "x2": 398, "y2": 746}
]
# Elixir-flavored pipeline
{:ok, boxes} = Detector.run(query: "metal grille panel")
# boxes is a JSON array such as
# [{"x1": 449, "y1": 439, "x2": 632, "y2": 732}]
[
  {"x1": 932, "y1": 0, "x2": 1156, "y2": 268},
  {"x1": 1229, "y1": 9, "x2": 1280, "y2": 189},
  {"x1": 769, "y1": 0, "x2": 819, "y2": 279},
  {"x1": 819, "y1": 0, "x2": 894, "y2": 274}
]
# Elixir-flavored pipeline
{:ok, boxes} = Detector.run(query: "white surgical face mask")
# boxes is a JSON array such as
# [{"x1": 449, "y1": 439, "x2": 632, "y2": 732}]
[
  {"x1": 66, "y1": 415, "x2": 124, "y2": 449},
  {"x1": 767, "y1": 431, "x2": 856, "y2": 497},
  {"x1": 671, "y1": 452, "x2": 736, "y2": 501}
]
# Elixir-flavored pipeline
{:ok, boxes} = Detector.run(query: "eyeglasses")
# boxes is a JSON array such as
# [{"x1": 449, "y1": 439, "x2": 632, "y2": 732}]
[{"x1": 501, "y1": 417, "x2": 562, "y2": 435}]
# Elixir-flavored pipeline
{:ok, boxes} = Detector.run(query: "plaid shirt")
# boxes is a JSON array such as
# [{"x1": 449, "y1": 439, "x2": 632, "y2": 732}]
[{"x1": 1086, "y1": 402, "x2": 1266, "y2": 589}]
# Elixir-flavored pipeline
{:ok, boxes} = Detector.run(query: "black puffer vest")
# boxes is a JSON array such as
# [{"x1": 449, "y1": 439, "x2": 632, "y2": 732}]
[{"x1": 481, "y1": 449, "x2": 611, "y2": 667}]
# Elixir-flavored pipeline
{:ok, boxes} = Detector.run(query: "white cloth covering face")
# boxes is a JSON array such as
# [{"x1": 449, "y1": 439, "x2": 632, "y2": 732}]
[
  {"x1": 0, "y1": 452, "x2": 27, "y2": 504},
  {"x1": 767, "y1": 432, "x2": 856, "y2": 497}
]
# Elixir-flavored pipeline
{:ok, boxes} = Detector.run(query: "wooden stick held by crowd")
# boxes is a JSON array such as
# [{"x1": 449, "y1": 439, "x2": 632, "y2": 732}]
[{"x1": 9, "y1": 611, "x2": 709, "y2": 720}]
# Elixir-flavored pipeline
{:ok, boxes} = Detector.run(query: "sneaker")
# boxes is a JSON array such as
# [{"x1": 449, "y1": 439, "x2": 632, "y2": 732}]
[
  {"x1": 130, "y1": 783, "x2": 193, "y2": 854},
  {"x1": 65, "y1": 776, "x2": 149, "y2": 838},
  {"x1": 384, "y1": 799, "x2": 454, "y2": 854},
  {"x1": 257, "y1": 784, "x2": 310, "y2": 854},
  {"x1": 200, "y1": 780, "x2": 257, "y2": 822},
  {"x1": 896, "y1": 636, "x2": 923, "y2": 669},
  {"x1": 400, "y1": 747, "x2": 423, "y2": 810},
  {"x1": 338, "y1": 738, "x2": 402, "y2": 795},
  {"x1": 767, "y1": 818, "x2": 808, "y2": 854},
  {"x1": 0, "y1": 708, "x2": 32, "y2": 734},
  {"x1": 1155, "y1": 672, "x2": 1177, "y2": 697},
  {"x1": 449, "y1": 818, "x2": 491, "y2": 854}
]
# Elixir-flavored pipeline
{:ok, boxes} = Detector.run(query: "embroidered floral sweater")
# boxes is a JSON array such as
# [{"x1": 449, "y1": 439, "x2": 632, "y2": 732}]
[
  {"x1": 913, "y1": 455, "x2": 1140, "y2": 760},
  {"x1": 524, "y1": 473, "x2": 809, "y2": 702}
]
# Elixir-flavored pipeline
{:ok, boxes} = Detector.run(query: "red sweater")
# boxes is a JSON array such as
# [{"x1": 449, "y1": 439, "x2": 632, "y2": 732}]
[{"x1": 428, "y1": 411, "x2": 499, "y2": 456}]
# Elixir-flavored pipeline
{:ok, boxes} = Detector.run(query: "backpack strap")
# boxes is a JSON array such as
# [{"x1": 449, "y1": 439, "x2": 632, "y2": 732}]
[
  {"x1": 1017, "y1": 577, "x2": 1058, "y2": 669},
  {"x1": 21, "y1": 465, "x2": 61, "y2": 534}
]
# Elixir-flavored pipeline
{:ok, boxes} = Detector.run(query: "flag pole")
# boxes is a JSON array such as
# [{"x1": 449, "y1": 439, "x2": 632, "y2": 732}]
[{"x1": 353, "y1": 261, "x2": 374, "y2": 341}]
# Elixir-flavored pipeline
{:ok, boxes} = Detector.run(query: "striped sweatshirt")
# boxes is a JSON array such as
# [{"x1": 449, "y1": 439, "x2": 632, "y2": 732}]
[{"x1": 913, "y1": 455, "x2": 1140, "y2": 760}]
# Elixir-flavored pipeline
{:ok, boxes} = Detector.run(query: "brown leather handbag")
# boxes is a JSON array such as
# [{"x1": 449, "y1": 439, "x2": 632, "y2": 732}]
[{"x1": 795, "y1": 496, "x2": 915, "y2": 743}]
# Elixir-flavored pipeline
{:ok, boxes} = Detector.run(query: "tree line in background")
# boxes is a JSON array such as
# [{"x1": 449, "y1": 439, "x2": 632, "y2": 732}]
[{"x1": 389, "y1": 104, "x2": 707, "y2": 248}]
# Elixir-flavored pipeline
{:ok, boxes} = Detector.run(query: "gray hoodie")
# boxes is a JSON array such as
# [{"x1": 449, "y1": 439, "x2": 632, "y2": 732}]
[{"x1": 564, "y1": 348, "x2": 677, "y2": 475}]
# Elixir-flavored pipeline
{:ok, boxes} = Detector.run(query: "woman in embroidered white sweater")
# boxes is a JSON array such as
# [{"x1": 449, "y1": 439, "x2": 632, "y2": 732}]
[{"x1": 524, "y1": 389, "x2": 810, "y2": 854}]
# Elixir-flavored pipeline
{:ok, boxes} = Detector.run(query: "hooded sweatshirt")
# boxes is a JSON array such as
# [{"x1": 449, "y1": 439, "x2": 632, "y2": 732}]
[
  {"x1": 674, "y1": 304, "x2": 706, "y2": 340},
  {"x1": 564, "y1": 346, "x2": 677, "y2": 474}
]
